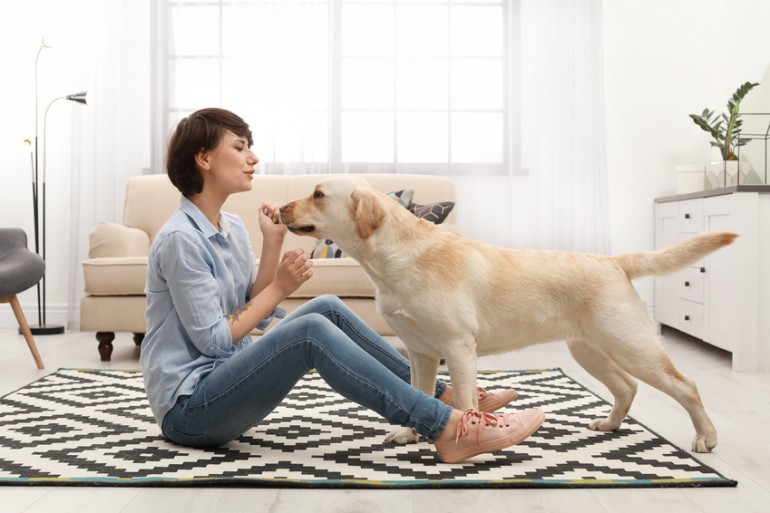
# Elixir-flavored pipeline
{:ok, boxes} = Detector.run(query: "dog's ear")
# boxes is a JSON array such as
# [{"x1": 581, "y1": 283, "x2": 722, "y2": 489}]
[{"x1": 350, "y1": 188, "x2": 386, "y2": 239}]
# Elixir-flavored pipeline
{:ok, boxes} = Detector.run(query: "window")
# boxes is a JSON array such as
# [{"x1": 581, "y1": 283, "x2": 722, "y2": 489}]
[{"x1": 157, "y1": 0, "x2": 513, "y2": 174}]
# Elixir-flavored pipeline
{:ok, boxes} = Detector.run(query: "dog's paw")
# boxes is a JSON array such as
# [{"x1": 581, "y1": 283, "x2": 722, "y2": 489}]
[
  {"x1": 692, "y1": 432, "x2": 718, "y2": 453},
  {"x1": 384, "y1": 427, "x2": 420, "y2": 444},
  {"x1": 588, "y1": 418, "x2": 621, "y2": 432}
]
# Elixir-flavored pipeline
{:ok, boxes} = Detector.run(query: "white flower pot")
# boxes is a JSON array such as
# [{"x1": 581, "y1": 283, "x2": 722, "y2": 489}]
[{"x1": 705, "y1": 160, "x2": 753, "y2": 189}]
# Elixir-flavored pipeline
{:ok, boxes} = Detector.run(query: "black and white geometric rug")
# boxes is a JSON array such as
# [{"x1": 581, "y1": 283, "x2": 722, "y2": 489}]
[{"x1": 0, "y1": 369, "x2": 736, "y2": 488}]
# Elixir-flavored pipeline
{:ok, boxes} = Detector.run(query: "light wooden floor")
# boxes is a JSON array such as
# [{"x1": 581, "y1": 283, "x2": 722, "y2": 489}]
[{"x1": 1, "y1": 326, "x2": 769, "y2": 512}]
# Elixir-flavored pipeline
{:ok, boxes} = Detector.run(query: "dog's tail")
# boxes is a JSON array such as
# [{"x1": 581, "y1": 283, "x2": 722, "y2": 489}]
[{"x1": 613, "y1": 232, "x2": 738, "y2": 279}]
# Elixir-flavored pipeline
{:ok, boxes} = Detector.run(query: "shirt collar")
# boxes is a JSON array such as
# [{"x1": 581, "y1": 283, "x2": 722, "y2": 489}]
[
  {"x1": 179, "y1": 196, "x2": 229, "y2": 240},
  {"x1": 218, "y1": 214, "x2": 232, "y2": 238}
]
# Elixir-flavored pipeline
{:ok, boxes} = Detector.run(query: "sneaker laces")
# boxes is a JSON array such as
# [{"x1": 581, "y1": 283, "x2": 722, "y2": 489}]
[
  {"x1": 476, "y1": 387, "x2": 490, "y2": 400},
  {"x1": 455, "y1": 410, "x2": 510, "y2": 442}
]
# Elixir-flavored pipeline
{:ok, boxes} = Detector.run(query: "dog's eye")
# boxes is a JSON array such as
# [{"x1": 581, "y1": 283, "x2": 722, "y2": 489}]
[{"x1": 313, "y1": 190, "x2": 325, "y2": 200}]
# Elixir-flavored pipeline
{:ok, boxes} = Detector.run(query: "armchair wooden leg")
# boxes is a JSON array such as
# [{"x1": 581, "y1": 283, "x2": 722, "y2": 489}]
[
  {"x1": 133, "y1": 333, "x2": 145, "y2": 346},
  {"x1": 96, "y1": 331, "x2": 115, "y2": 362},
  {"x1": 6, "y1": 295, "x2": 44, "y2": 369}
]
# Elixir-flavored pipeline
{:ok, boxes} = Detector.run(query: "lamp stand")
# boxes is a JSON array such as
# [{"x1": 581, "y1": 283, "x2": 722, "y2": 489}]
[{"x1": 24, "y1": 38, "x2": 87, "y2": 336}]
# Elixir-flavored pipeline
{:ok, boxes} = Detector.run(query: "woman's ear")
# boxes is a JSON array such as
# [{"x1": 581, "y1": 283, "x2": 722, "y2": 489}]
[{"x1": 194, "y1": 147, "x2": 210, "y2": 170}]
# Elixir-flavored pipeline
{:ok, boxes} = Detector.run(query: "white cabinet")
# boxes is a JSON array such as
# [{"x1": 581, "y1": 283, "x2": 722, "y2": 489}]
[{"x1": 654, "y1": 187, "x2": 770, "y2": 372}]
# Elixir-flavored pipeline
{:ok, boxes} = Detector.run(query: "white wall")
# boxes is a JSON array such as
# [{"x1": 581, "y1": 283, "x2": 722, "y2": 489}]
[
  {"x1": 2, "y1": 0, "x2": 770, "y2": 327},
  {"x1": 603, "y1": 0, "x2": 770, "y2": 307}
]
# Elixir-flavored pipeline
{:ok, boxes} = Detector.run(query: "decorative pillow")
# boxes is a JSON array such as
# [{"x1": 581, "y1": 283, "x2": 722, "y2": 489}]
[
  {"x1": 409, "y1": 201, "x2": 455, "y2": 225},
  {"x1": 386, "y1": 188, "x2": 414, "y2": 209},
  {"x1": 311, "y1": 238, "x2": 345, "y2": 258}
]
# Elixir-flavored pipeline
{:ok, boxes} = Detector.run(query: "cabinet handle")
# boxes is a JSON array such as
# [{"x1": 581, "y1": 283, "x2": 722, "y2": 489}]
[
  {"x1": 700, "y1": 267, "x2": 706, "y2": 273},
  {"x1": 684, "y1": 281, "x2": 690, "y2": 287},
  {"x1": 684, "y1": 213, "x2": 691, "y2": 219},
  {"x1": 684, "y1": 315, "x2": 690, "y2": 321}
]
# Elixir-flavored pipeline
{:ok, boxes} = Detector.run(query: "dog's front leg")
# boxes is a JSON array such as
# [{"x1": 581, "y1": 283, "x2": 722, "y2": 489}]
[
  {"x1": 384, "y1": 350, "x2": 441, "y2": 445},
  {"x1": 409, "y1": 350, "x2": 442, "y2": 399},
  {"x1": 443, "y1": 341, "x2": 479, "y2": 411}
]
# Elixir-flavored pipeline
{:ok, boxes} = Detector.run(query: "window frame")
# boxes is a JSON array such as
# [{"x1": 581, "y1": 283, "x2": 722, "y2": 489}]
[{"x1": 152, "y1": 0, "x2": 521, "y2": 176}]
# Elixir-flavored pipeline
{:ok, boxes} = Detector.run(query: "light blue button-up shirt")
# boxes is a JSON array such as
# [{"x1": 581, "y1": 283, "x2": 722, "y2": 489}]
[{"x1": 140, "y1": 196, "x2": 283, "y2": 425}]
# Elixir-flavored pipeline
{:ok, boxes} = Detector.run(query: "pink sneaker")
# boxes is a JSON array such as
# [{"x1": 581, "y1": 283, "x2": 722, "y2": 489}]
[
  {"x1": 477, "y1": 387, "x2": 518, "y2": 412},
  {"x1": 445, "y1": 387, "x2": 518, "y2": 412},
  {"x1": 434, "y1": 408, "x2": 545, "y2": 464}
]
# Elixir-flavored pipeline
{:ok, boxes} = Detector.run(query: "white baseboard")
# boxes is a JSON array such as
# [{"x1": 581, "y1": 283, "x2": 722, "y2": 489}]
[{"x1": 0, "y1": 302, "x2": 75, "y2": 331}]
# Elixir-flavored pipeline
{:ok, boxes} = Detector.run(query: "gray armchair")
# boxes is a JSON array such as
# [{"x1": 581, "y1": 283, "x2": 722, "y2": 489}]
[{"x1": 0, "y1": 228, "x2": 45, "y2": 369}]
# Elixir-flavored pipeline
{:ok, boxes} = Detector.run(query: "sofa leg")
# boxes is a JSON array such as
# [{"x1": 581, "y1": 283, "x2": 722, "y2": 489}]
[
  {"x1": 133, "y1": 333, "x2": 145, "y2": 346},
  {"x1": 96, "y1": 331, "x2": 115, "y2": 362}
]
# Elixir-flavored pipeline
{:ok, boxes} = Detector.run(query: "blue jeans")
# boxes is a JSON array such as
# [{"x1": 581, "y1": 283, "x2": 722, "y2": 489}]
[{"x1": 162, "y1": 295, "x2": 452, "y2": 446}]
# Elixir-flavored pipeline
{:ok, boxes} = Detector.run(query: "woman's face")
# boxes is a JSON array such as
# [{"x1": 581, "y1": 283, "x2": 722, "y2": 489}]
[{"x1": 202, "y1": 129, "x2": 258, "y2": 195}]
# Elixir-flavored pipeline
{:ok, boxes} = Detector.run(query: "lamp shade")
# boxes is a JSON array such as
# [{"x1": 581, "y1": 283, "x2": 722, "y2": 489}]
[{"x1": 65, "y1": 91, "x2": 88, "y2": 105}]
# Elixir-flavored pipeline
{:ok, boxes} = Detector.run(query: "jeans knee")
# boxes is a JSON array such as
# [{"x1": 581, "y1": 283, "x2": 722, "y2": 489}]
[
  {"x1": 299, "y1": 312, "x2": 336, "y2": 338},
  {"x1": 313, "y1": 294, "x2": 346, "y2": 311}
]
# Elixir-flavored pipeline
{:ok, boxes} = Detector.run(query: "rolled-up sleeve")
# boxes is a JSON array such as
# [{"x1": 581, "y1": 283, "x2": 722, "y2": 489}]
[{"x1": 256, "y1": 306, "x2": 287, "y2": 331}]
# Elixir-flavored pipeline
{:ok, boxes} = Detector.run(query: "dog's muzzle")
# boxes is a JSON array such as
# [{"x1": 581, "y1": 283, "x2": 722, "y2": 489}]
[{"x1": 279, "y1": 205, "x2": 316, "y2": 235}]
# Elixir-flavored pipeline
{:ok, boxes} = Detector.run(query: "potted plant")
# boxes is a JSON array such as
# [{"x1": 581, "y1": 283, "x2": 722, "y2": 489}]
[{"x1": 689, "y1": 81, "x2": 759, "y2": 188}]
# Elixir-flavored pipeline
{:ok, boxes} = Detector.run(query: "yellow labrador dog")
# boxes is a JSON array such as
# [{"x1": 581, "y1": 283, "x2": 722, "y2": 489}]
[{"x1": 280, "y1": 177, "x2": 736, "y2": 453}]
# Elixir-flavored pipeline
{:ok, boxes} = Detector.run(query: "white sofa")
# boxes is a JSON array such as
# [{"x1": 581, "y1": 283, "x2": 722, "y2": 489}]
[{"x1": 81, "y1": 173, "x2": 458, "y2": 361}]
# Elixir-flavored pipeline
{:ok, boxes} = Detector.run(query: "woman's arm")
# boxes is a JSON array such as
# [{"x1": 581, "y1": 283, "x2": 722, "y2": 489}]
[
  {"x1": 251, "y1": 203, "x2": 285, "y2": 298},
  {"x1": 226, "y1": 248, "x2": 312, "y2": 341},
  {"x1": 226, "y1": 203, "x2": 312, "y2": 342}
]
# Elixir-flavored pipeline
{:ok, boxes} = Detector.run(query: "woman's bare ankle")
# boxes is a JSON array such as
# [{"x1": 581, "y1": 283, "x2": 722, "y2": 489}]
[
  {"x1": 439, "y1": 386, "x2": 453, "y2": 406},
  {"x1": 436, "y1": 409, "x2": 462, "y2": 442}
]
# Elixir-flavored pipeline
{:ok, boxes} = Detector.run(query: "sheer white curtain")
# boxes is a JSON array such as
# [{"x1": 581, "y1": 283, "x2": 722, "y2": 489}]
[
  {"x1": 158, "y1": 0, "x2": 609, "y2": 253},
  {"x1": 518, "y1": 0, "x2": 609, "y2": 253},
  {"x1": 67, "y1": 1, "x2": 151, "y2": 328},
  {"x1": 458, "y1": 0, "x2": 609, "y2": 253}
]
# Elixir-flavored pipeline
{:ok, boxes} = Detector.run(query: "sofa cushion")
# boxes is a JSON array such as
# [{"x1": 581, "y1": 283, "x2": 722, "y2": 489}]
[
  {"x1": 89, "y1": 222, "x2": 151, "y2": 258},
  {"x1": 83, "y1": 256, "x2": 375, "y2": 299},
  {"x1": 285, "y1": 258, "x2": 374, "y2": 298},
  {"x1": 83, "y1": 257, "x2": 148, "y2": 295},
  {"x1": 122, "y1": 175, "x2": 182, "y2": 241}
]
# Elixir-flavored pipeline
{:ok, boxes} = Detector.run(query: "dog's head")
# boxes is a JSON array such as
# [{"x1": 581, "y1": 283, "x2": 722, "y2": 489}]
[{"x1": 279, "y1": 177, "x2": 388, "y2": 244}]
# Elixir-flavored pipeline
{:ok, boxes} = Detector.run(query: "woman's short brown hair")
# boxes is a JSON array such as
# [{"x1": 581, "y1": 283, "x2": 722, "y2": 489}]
[{"x1": 166, "y1": 108, "x2": 254, "y2": 196}]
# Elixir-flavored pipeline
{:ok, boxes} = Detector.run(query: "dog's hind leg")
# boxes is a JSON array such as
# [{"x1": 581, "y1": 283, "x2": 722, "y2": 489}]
[
  {"x1": 604, "y1": 337, "x2": 718, "y2": 453},
  {"x1": 567, "y1": 339, "x2": 638, "y2": 432}
]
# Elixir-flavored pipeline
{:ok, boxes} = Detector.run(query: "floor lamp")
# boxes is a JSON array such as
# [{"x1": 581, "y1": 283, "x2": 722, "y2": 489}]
[{"x1": 28, "y1": 37, "x2": 88, "y2": 336}]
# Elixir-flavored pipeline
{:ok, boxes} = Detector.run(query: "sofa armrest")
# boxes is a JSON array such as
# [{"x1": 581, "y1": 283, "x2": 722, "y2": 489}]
[{"x1": 88, "y1": 222, "x2": 151, "y2": 258}]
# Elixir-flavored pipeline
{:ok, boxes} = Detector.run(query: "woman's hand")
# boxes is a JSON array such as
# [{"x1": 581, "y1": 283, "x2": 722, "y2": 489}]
[
  {"x1": 274, "y1": 248, "x2": 313, "y2": 297},
  {"x1": 259, "y1": 202, "x2": 286, "y2": 243}
]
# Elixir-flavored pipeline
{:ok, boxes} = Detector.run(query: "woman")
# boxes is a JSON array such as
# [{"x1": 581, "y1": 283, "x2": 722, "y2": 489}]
[{"x1": 140, "y1": 108, "x2": 544, "y2": 464}]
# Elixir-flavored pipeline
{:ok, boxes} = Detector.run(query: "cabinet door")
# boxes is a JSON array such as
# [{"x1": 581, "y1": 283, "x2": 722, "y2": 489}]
[
  {"x1": 701, "y1": 194, "x2": 740, "y2": 351},
  {"x1": 678, "y1": 266, "x2": 705, "y2": 304},
  {"x1": 678, "y1": 198, "x2": 704, "y2": 234}
]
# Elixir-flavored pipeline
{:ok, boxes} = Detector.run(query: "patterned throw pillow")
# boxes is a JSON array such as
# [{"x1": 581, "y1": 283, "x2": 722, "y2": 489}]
[
  {"x1": 409, "y1": 201, "x2": 455, "y2": 224},
  {"x1": 386, "y1": 188, "x2": 414, "y2": 209},
  {"x1": 311, "y1": 238, "x2": 345, "y2": 259}
]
